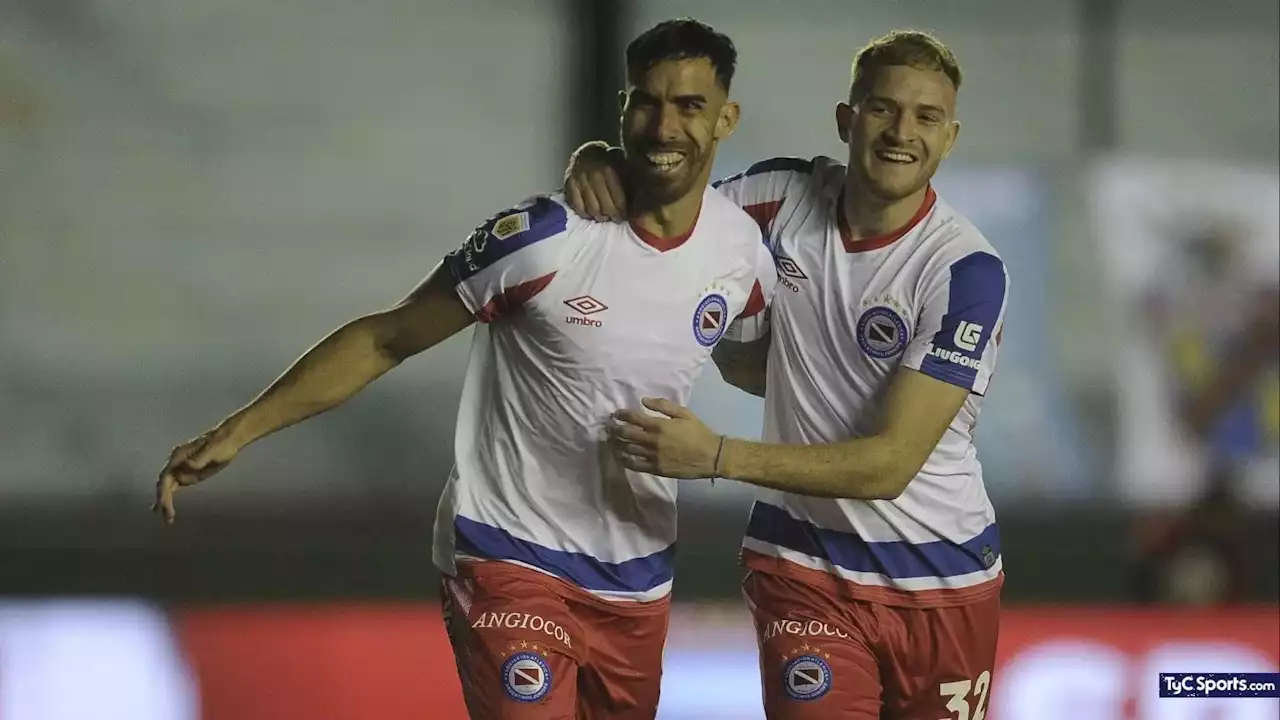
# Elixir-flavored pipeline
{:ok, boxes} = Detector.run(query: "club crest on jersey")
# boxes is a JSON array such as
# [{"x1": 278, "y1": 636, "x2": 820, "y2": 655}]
[
  {"x1": 693, "y1": 293, "x2": 729, "y2": 347},
  {"x1": 856, "y1": 306, "x2": 909, "y2": 359},
  {"x1": 502, "y1": 651, "x2": 552, "y2": 703},
  {"x1": 783, "y1": 652, "x2": 833, "y2": 701}
]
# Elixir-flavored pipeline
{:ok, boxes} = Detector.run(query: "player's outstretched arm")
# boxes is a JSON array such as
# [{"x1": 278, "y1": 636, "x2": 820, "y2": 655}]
[
  {"x1": 220, "y1": 262, "x2": 473, "y2": 446},
  {"x1": 153, "y1": 263, "x2": 473, "y2": 523},
  {"x1": 563, "y1": 141, "x2": 628, "y2": 221}
]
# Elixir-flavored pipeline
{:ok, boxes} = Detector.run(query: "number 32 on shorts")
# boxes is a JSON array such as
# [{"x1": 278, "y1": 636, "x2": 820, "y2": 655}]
[{"x1": 939, "y1": 670, "x2": 991, "y2": 720}]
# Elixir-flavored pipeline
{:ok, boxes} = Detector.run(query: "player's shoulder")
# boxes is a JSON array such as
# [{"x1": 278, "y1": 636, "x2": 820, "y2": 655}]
[
  {"x1": 476, "y1": 194, "x2": 574, "y2": 242},
  {"x1": 449, "y1": 194, "x2": 576, "y2": 280},
  {"x1": 921, "y1": 195, "x2": 1004, "y2": 265},
  {"x1": 909, "y1": 194, "x2": 1008, "y2": 294},
  {"x1": 700, "y1": 186, "x2": 766, "y2": 241},
  {"x1": 712, "y1": 155, "x2": 826, "y2": 190}
]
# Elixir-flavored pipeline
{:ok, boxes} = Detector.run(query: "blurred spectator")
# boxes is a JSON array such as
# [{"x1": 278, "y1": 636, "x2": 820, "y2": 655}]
[
  {"x1": 1091, "y1": 160, "x2": 1279, "y2": 605},
  {"x1": 1134, "y1": 221, "x2": 1279, "y2": 604}
]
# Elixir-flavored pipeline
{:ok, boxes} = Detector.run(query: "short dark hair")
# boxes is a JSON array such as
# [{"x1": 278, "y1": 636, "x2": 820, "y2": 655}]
[
  {"x1": 849, "y1": 30, "x2": 962, "y2": 104},
  {"x1": 625, "y1": 18, "x2": 737, "y2": 92}
]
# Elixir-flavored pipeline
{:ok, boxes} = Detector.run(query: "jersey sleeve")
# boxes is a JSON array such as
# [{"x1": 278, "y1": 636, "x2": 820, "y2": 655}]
[
  {"x1": 712, "y1": 157, "x2": 813, "y2": 238},
  {"x1": 443, "y1": 196, "x2": 573, "y2": 323},
  {"x1": 724, "y1": 234, "x2": 779, "y2": 343},
  {"x1": 902, "y1": 251, "x2": 1009, "y2": 394}
]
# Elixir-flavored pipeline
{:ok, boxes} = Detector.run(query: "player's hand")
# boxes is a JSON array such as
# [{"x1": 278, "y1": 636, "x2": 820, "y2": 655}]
[
  {"x1": 608, "y1": 398, "x2": 721, "y2": 479},
  {"x1": 564, "y1": 142, "x2": 628, "y2": 222},
  {"x1": 153, "y1": 426, "x2": 240, "y2": 525}
]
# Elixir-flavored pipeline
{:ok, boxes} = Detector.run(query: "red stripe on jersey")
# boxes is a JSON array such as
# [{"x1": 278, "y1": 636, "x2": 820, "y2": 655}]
[
  {"x1": 837, "y1": 186, "x2": 937, "y2": 253},
  {"x1": 475, "y1": 272, "x2": 556, "y2": 323},
  {"x1": 743, "y1": 200, "x2": 783, "y2": 236},
  {"x1": 740, "y1": 279, "x2": 766, "y2": 319}
]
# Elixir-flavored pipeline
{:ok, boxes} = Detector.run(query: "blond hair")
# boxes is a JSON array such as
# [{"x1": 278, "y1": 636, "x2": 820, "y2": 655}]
[{"x1": 849, "y1": 30, "x2": 962, "y2": 103}]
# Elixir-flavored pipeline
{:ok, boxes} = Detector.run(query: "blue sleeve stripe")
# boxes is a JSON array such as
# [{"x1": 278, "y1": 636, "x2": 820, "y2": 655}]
[
  {"x1": 918, "y1": 251, "x2": 1006, "y2": 390},
  {"x1": 713, "y1": 156, "x2": 814, "y2": 188},
  {"x1": 445, "y1": 196, "x2": 568, "y2": 283}
]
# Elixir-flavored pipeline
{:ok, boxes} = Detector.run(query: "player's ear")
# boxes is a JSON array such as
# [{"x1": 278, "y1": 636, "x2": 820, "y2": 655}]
[
  {"x1": 715, "y1": 101, "x2": 740, "y2": 140},
  {"x1": 942, "y1": 120, "x2": 961, "y2": 160},
  {"x1": 835, "y1": 102, "x2": 853, "y2": 144}
]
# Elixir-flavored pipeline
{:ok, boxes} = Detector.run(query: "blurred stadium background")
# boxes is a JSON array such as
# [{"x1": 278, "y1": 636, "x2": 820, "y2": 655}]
[{"x1": 1, "y1": 0, "x2": 1277, "y2": 717}]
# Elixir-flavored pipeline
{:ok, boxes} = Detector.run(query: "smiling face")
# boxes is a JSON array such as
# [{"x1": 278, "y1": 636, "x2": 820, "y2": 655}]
[
  {"x1": 621, "y1": 57, "x2": 738, "y2": 206},
  {"x1": 838, "y1": 64, "x2": 959, "y2": 203},
  {"x1": 837, "y1": 31, "x2": 963, "y2": 204}
]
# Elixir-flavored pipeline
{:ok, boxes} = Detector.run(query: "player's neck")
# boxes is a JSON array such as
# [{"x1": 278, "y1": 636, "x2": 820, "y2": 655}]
[
  {"x1": 840, "y1": 183, "x2": 932, "y2": 242},
  {"x1": 629, "y1": 187, "x2": 705, "y2": 240}
]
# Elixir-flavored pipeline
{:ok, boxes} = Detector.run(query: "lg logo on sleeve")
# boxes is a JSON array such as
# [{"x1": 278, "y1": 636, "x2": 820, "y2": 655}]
[{"x1": 954, "y1": 321, "x2": 983, "y2": 352}]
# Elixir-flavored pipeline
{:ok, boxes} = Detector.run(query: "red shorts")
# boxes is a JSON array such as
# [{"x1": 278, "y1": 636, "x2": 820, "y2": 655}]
[
  {"x1": 744, "y1": 569, "x2": 1001, "y2": 720},
  {"x1": 440, "y1": 560, "x2": 669, "y2": 720}
]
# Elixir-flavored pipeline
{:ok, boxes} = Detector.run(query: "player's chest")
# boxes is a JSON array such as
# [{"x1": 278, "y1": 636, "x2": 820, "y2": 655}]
[
  {"x1": 525, "y1": 245, "x2": 746, "y2": 356},
  {"x1": 773, "y1": 229, "x2": 921, "y2": 367}
]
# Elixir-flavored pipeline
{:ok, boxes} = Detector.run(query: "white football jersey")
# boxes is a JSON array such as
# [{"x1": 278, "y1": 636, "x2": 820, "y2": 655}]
[
  {"x1": 433, "y1": 189, "x2": 777, "y2": 602},
  {"x1": 717, "y1": 156, "x2": 1009, "y2": 608}
]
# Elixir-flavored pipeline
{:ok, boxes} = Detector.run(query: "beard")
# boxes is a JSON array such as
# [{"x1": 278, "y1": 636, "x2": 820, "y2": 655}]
[{"x1": 624, "y1": 140, "x2": 708, "y2": 207}]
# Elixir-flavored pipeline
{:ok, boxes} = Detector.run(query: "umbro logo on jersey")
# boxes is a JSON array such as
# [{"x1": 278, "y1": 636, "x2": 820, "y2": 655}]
[
  {"x1": 775, "y1": 255, "x2": 806, "y2": 293},
  {"x1": 565, "y1": 295, "x2": 607, "y2": 315},
  {"x1": 564, "y1": 295, "x2": 607, "y2": 328},
  {"x1": 776, "y1": 256, "x2": 806, "y2": 280}
]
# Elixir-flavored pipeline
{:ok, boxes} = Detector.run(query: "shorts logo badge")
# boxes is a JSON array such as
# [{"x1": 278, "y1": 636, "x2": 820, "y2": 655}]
[
  {"x1": 502, "y1": 650, "x2": 552, "y2": 703},
  {"x1": 981, "y1": 544, "x2": 998, "y2": 569},
  {"x1": 856, "y1": 306, "x2": 909, "y2": 359},
  {"x1": 693, "y1": 293, "x2": 730, "y2": 347},
  {"x1": 783, "y1": 650, "x2": 833, "y2": 701}
]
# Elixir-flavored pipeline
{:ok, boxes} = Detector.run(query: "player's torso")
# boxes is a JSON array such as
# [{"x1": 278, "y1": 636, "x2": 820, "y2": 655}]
[
  {"x1": 745, "y1": 167, "x2": 1003, "y2": 606},
  {"x1": 515, "y1": 226, "x2": 750, "y2": 390},
  {"x1": 765, "y1": 183, "x2": 938, "y2": 445},
  {"x1": 439, "y1": 195, "x2": 761, "y2": 600}
]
